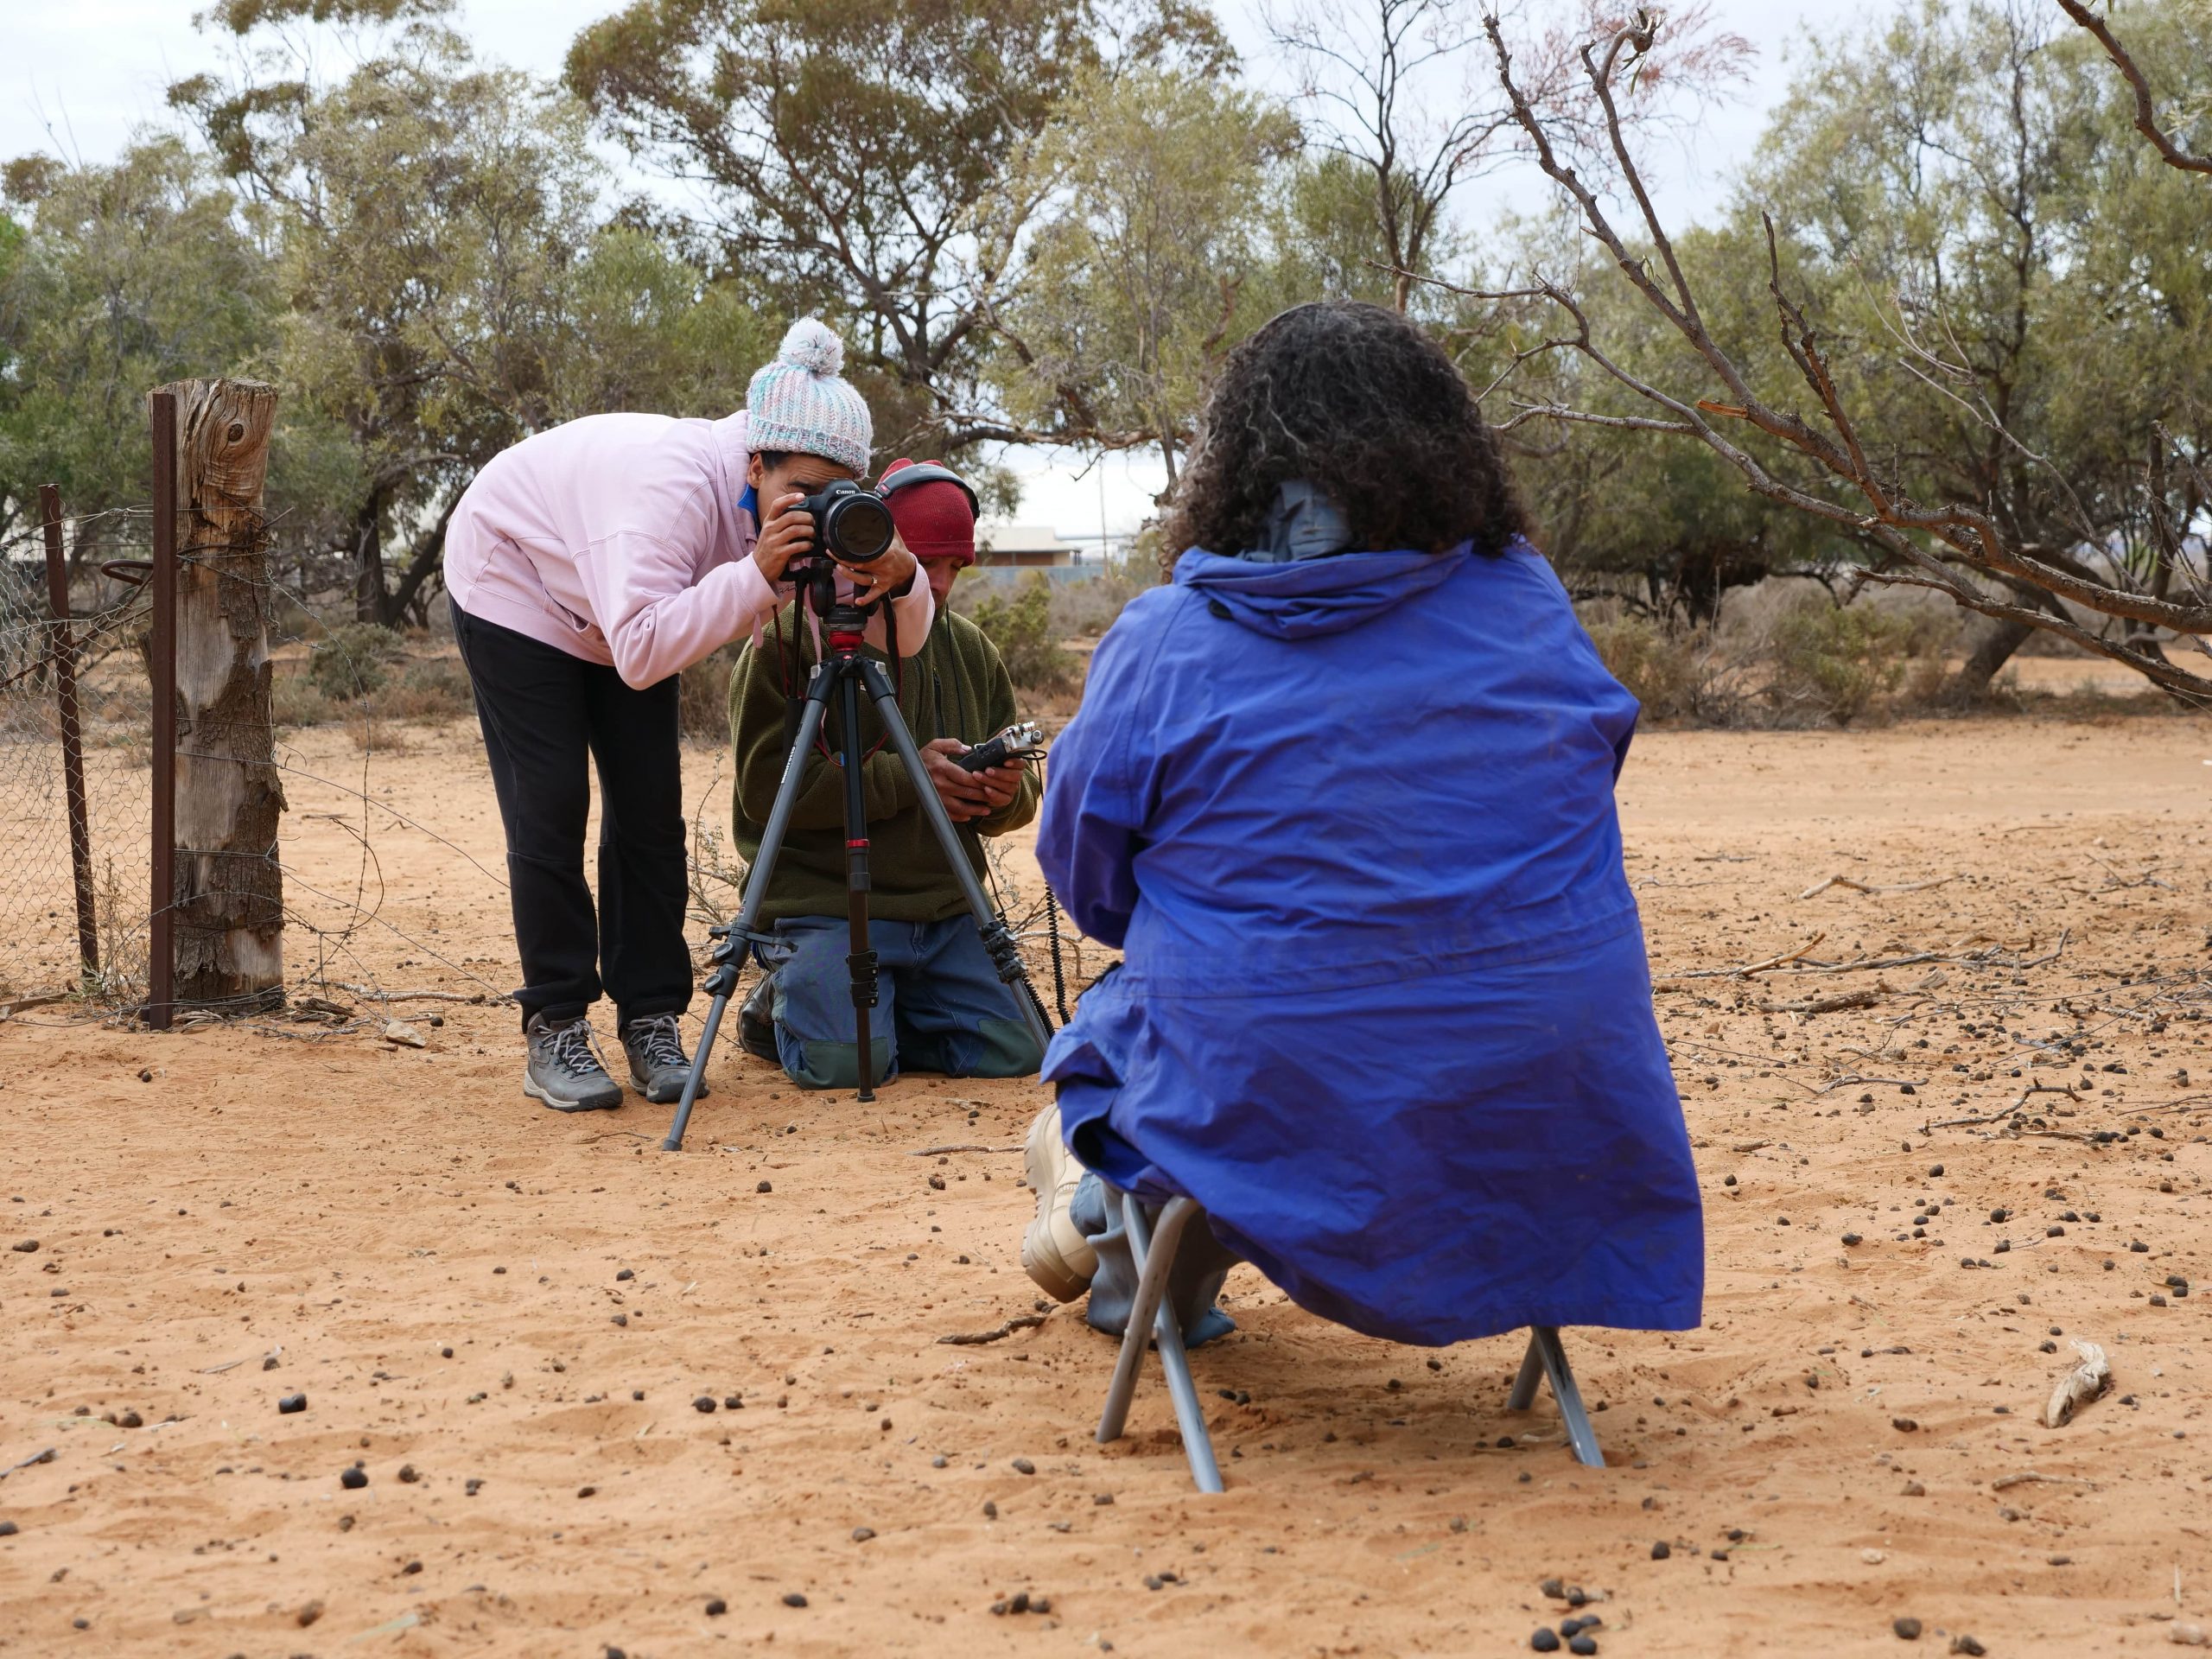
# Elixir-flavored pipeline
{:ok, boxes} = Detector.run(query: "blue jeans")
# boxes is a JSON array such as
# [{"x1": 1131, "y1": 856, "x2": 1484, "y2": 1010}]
[{"x1": 745, "y1": 915, "x2": 1044, "y2": 1090}]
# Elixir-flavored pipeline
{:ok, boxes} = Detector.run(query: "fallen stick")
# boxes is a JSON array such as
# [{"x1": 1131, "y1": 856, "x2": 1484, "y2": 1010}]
[
  {"x1": 1925, "y1": 1084, "x2": 2082, "y2": 1131},
  {"x1": 1765, "y1": 989, "x2": 1885, "y2": 1015},
  {"x1": 332, "y1": 984, "x2": 492, "y2": 1005},
  {"x1": 911, "y1": 1144, "x2": 1021, "y2": 1156},
  {"x1": 0, "y1": 995, "x2": 67, "y2": 1020},
  {"x1": 1797, "y1": 873, "x2": 1960, "y2": 900},
  {"x1": 1818, "y1": 1071, "x2": 1924, "y2": 1096},
  {"x1": 1661, "y1": 931, "x2": 1827, "y2": 982},
  {"x1": 0, "y1": 1446, "x2": 56, "y2": 1479},
  {"x1": 2125, "y1": 1095, "x2": 2212, "y2": 1116},
  {"x1": 2044, "y1": 1340, "x2": 2110, "y2": 1428},
  {"x1": 1991, "y1": 1471, "x2": 2097, "y2": 1492},
  {"x1": 938, "y1": 1313, "x2": 1048, "y2": 1346}
]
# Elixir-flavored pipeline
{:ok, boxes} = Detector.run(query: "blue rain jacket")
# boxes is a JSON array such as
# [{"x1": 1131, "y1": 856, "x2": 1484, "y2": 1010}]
[{"x1": 1037, "y1": 539, "x2": 1704, "y2": 1345}]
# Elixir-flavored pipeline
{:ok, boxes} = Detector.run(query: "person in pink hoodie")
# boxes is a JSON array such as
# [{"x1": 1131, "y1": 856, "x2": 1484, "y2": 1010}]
[{"x1": 444, "y1": 318, "x2": 934, "y2": 1113}]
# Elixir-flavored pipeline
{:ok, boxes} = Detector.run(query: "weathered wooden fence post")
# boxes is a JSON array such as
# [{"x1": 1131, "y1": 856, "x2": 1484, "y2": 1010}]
[{"x1": 153, "y1": 378, "x2": 286, "y2": 1014}]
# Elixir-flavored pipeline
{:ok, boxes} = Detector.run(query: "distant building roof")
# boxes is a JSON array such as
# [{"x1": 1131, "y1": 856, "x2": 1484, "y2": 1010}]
[{"x1": 978, "y1": 522, "x2": 1078, "y2": 556}]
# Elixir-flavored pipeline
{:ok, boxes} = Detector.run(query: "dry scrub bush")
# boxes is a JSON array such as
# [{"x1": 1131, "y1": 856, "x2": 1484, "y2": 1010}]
[
  {"x1": 308, "y1": 622, "x2": 409, "y2": 698},
  {"x1": 1583, "y1": 616, "x2": 1738, "y2": 724},
  {"x1": 679, "y1": 645, "x2": 739, "y2": 742},
  {"x1": 969, "y1": 575, "x2": 1078, "y2": 696}
]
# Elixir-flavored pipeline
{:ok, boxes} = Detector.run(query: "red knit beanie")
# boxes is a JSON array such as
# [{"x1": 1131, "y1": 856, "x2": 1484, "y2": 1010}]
[{"x1": 880, "y1": 457, "x2": 976, "y2": 568}]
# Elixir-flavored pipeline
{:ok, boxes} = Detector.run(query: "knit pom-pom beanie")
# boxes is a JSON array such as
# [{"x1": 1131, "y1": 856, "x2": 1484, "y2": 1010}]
[{"x1": 746, "y1": 318, "x2": 872, "y2": 472}]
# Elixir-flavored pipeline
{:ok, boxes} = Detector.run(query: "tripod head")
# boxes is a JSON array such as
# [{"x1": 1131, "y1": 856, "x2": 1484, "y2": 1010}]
[{"x1": 785, "y1": 556, "x2": 880, "y2": 657}]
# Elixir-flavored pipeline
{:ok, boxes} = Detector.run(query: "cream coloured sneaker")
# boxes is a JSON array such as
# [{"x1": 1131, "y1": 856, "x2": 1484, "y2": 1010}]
[{"x1": 1020, "y1": 1103, "x2": 1096, "y2": 1302}]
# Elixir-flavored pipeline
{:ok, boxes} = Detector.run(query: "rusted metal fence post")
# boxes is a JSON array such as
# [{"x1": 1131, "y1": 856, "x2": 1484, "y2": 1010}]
[
  {"x1": 149, "y1": 391, "x2": 178, "y2": 1030},
  {"x1": 38, "y1": 485, "x2": 99, "y2": 982}
]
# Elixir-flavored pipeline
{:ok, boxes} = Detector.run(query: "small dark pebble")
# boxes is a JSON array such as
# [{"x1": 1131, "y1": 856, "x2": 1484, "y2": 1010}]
[
  {"x1": 401, "y1": 1560, "x2": 423, "y2": 1575},
  {"x1": 465, "y1": 1478, "x2": 484, "y2": 1496},
  {"x1": 1094, "y1": 1492, "x2": 1115, "y2": 1505},
  {"x1": 1540, "y1": 1578, "x2": 1566, "y2": 1599},
  {"x1": 781, "y1": 1592, "x2": 808, "y2": 1609},
  {"x1": 577, "y1": 1485, "x2": 596, "y2": 1497},
  {"x1": 851, "y1": 1526, "x2": 875, "y2": 1542},
  {"x1": 616, "y1": 1268, "x2": 633, "y2": 1281},
  {"x1": 9, "y1": 1240, "x2": 35, "y2": 1253},
  {"x1": 757, "y1": 1181, "x2": 772, "y2": 1194},
  {"x1": 1569, "y1": 1638, "x2": 1599, "y2": 1657},
  {"x1": 1531, "y1": 1632, "x2": 1561, "y2": 1654},
  {"x1": 1928, "y1": 1165, "x2": 1943, "y2": 1177},
  {"x1": 1651, "y1": 1540, "x2": 1671, "y2": 1560},
  {"x1": 982, "y1": 1501, "x2": 997, "y2": 1520},
  {"x1": 725, "y1": 1395, "x2": 742, "y2": 1409},
  {"x1": 1951, "y1": 1637, "x2": 1986, "y2": 1656},
  {"x1": 1842, "y1": 1232, "x2": 1863, "y2": 1247},
  {"x1": 1894, "y1": 1616, "x2": 1923, "y2": 1640},
  {"x1": 340, "y1": 1467, "x2": 367, "y2": 1490},
  {"x1": 704, "y1": 1598, "x2": 727, "y2": 1617},
  {"x1": 693, "y1": 1396, "x2": 717, "y2": 1414},
  {"x1": 397, "y1": 1464, "x2": 420, "y2": 1484},
  {"x1": 1891, "y1": 1417, "x2": 1919, "y2": 1433},
  {"x1": 611, "y1": 1313, "x2": 627, "y2": 1327},
  {"x1": 1012, "y1": 1457, "x2": 1036, "y2": 1475},
  {"x1": 277, "y1": 1393, "x2": 307, "y2": 1414},
  {"x1": 0, "y1": 1521, "x2": 17, "y2": 1537}
]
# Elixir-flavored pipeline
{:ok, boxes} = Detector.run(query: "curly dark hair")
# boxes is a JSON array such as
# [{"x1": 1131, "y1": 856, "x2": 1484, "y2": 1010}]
[{"x1": 1161, "y1": 301, "x2": 1527, "y2": 562}]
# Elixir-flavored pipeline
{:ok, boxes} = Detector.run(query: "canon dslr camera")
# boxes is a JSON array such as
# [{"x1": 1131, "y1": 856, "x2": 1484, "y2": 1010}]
[{"x1": 793, "y1": 480, "x2": 897, "y2": 565}]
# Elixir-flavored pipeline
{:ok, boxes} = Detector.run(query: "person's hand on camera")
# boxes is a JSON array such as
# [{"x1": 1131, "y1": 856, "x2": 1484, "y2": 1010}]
[
  {"x1": 845, "y1": 534, "x2": 918, "y2": 607},
  {"x1": 922, "y1": 737, "x2": 1001, "y2": 822},
  {"x1": 753, "y1": 490, "x2": 815, "y2": 584}
]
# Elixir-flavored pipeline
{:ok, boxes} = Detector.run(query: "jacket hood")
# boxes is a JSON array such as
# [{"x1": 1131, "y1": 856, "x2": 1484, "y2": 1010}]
[{"x1": 1174, "y1": 543, "x2": 1471, "y2": 639}]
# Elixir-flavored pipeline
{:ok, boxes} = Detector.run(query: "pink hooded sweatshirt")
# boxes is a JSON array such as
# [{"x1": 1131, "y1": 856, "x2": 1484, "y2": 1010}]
[{"x1": 444, "y1": 410, "x2": 932, "y2": 688}]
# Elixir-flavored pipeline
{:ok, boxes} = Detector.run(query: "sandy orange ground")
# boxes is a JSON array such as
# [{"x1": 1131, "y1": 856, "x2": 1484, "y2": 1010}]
[{"x1": 1, "y1": 712, "x2": 2208, "y2": 1659}]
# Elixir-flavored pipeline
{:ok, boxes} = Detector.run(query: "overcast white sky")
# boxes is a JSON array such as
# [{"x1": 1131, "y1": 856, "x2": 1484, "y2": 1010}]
[{"x1": 9, "y1": 0, "x2": 1834, "y2": 537}]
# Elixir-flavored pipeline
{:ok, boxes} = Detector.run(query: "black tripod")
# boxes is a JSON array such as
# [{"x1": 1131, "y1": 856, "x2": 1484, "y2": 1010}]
[{"x1": 661, "y1": 570, "x2": 1052, "y2": 1151}]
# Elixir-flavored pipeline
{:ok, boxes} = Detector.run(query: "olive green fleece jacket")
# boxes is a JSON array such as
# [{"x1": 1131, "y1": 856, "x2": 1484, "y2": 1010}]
[{"x1": 728, "y1": 609, "x2": 1039, "y2": 925}]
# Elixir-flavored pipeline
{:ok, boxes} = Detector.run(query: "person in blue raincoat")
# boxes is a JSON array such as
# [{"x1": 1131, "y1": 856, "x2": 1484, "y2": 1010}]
[{"x1": 1016, "y1": 299, "x2": 1703, "y2": 1349}]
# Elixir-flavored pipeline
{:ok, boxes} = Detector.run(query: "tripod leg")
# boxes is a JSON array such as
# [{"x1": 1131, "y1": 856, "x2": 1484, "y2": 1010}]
[
  {"x1": 854, "y1": 658, "x2": 1052, "y2": 1053},
  {"x1": 662, "y1": 665, "x2": 834, "y2": 1151},
  {"x1": 836, "y1": 667, "x2": 879, "y2": 1102}
]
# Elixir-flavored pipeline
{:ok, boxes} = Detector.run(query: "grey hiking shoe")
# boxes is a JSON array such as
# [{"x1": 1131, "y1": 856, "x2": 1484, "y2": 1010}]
[
  {"x1": 620, "y1": 1012, "x2": 706, "y2": 1104},
  {"x1": 523, "y1": 1013, "x2": 624, "y2": 1113}
]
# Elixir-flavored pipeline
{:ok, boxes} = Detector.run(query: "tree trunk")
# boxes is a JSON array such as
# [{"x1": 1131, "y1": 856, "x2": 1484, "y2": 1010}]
[
  {"x1": 353, "y1": 487, "x2": 386, "y2": 624},
  {"x1": 1943, "y1": 614, "x2": 2035, "y2": 705},
  {"x1": 159, "y1": 378, "x2": 286, "y2": 1014}
]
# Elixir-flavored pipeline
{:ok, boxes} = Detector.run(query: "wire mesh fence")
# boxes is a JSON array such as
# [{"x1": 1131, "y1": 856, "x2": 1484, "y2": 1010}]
[{"x1": 0, "y1": 507, "x2": 158, "y2": 1007}]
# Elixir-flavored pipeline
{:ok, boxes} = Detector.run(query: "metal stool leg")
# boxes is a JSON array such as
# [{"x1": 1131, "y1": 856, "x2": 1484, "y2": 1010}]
[
  {"x1": 1095, "y1": 1195, "x2": 1224, "y2": 1492},
  {"x1": 1528, "y1": 1325, "x2": 1605, "y2": 1468},
  {"x1": 1507, "y1": 1331, "x2": 1543, "y2": 1410}
]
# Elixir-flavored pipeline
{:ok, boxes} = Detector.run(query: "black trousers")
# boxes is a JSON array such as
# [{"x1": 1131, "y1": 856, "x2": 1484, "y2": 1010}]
[{"x1": 451, "y1": 599, "x2": 692, "y2": 1031}]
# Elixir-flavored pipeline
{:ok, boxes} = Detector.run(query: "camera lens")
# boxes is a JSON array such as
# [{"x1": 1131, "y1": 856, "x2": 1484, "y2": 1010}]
[{"x1": 824, "y1": 493, "x2": 895, "y2": 564}]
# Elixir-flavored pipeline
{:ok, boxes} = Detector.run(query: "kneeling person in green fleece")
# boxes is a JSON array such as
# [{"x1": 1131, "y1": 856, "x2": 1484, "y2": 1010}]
[{"x1": 728, "y1": 458, "x2": 1045, "y2": 1090}]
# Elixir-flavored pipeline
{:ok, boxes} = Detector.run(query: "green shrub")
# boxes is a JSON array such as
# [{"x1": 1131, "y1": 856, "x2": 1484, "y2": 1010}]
[
  {"x1": 969, "y1": 574, "x2": 1077, "y2": 695},
  {"x1": 1761, "y1": 595, "x2": 1936, "y2": 726},
  {"x1": 308, "y1": 622, "x2": 408, "y2": 699}
]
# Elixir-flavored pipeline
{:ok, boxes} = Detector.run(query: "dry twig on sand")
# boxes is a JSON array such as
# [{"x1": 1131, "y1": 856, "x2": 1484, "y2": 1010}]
[
  {"x1": 1926, "y1": 1083, "x2": 2082, "y2": 1131},
  {"x1": 910, "y1": 1144, "x2": 1021, "y2": 1156},
  {"x1": 1991, "y1": 1471, "x2": 2098, "y2": 1492},
  {"x1": 1765, "y1": 988, "x2": 1885, "y2": 1015},
  {"x1": 938, "y1": 1313, "x2": 1048, "y2": 1346},
  {"x1": 1797, "y1": 873, "x2": 1960, "y2": 900}
]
